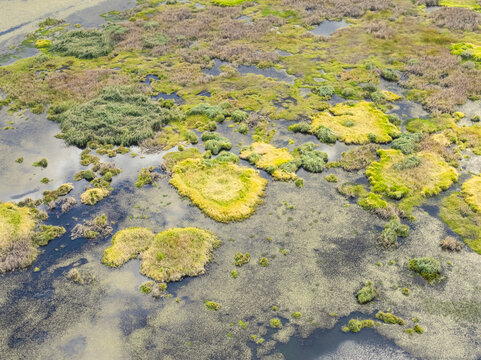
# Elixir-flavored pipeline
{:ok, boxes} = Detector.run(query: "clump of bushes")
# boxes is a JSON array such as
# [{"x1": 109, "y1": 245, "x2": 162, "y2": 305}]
[
  {"x1": 356, "y1": 280, "x2": 378, "y2": 304},
  {"x1": 313, "y1": 126, "x2": 337, "y2": 143},
  {"x1": 258, "y1": 257, "x2": 269, "y2": 267},
  {"x1": 43, "y1": 183, "x2": 74, "y2": 204},
  {"x1": 325, "y1": 174, "x2": 338, "y2": 182},
  {"x1": 378, "y1": 217, "x2": 409, "y2": 248},
  {"x1": 201, "y1": 132, "x2": 232, "y2": 155},
  {"x1": 71, "y1": 214, "x2": 112, "y2": 240},
  {"x1": 316, "y1": 86, "x2": 335, "y2": 99},
  {"x1": 32, "y1": 225, "x2": 66, "y2": 246},
  {"x1": 215, "y1": 151, "x2": 239, "y2": 164},
  {"x1": 409, "y1": 257, "x2": 442, "y2": 283},
  {"x1": 288, "y1": 121, "x2": 311, "y2": 133},
  {"x1": 56, "y1": 86, "x2": 184, "y2": 147},
  {"x1": 381, "y1": 68, "x2": 399, "y2": 82},
  {"x1": 140, "y1": 281, "x2": 155, "y2": 294},
  {"x1": 80, "y1": 188, "x2": 109, "y2": 206},
  {"x1": 376, "y1": 311, "x2": 405, "y2": 325},
  {"x1": 74, "y1": 170, "x2": 95, "y2": 181},
  {"x1": 296, "y1": 142, "x2": 328, "y2": 173},
  {"x1": 270, "y1": 318, "x2": 282, "y2": 328},
  {"x1": 135, "y1": 166, "x2": 162, "y2": 188},
  {"x1": 188, "y1": 103, "x2": 231, "y2": 122},
  {"x1": 142, "y1": 33, "x2": 169, "y2": 49},
  {"x1": 439, "y1": 236, "x2": 463, "y2": 251},
  {"x1": 393, "y1": 155, "x2": 422, "y2": 170}
]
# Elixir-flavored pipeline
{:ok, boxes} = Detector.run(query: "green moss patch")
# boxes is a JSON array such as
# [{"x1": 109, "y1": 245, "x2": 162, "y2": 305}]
[
  {"x1": 310, "y1": 102, "x2": 400, "y2": 144},
  {"x1": 366, "y1": 149, "x2": 458, "y2": 213},
  {"x1": 80, "y1": 188, "x2": 110, "y2": 206},
  {"x1": 356, "y1": 280, "x2": 378, "y2": 304},
  {"x1": 162, "y1": 148, "x2": 203, "y2": 172},
  {"x1": 376, "y1": 311, "x2": 405, "y2": 325},
  {"x1": 342, "y1": 319, "x2": 374, "y2": 333},
  {"x1": 409, "y1": 257, "x2": 442, "y2": 283},
  {"x1": 170, "y1": 158, "x2": 267, "y2": 222},
  {"x1": 102, "y1": 227, "x2": 155, "y2": 267},
  {"x1": 339, "y1": 144, "x2": 379, "y2": 171},
  {"x1": 50, "y1": 29, "x2": 114, "y2": 59}
]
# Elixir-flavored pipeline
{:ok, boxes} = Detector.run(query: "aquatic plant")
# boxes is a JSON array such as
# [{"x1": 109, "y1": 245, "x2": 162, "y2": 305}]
[
  {"x1": 356, "y1": 280, "x2": 378, "y2": 304},
  {"x1": 170, "y1": 158, "x2": 267, "y2": 222},
  {"x1": 140, "y1": 281, "x2": 155, "y2": 294},
  {"x1": 288, "y1": 121, "x2": 311, "y2": 134},
  {"x1": 230, "y1": 270, "x2": 239, "y2": 279},
  {"x1": 71, "y1": 214, "x2": 113, "y2": 240},
  {"x1": 135, "y1": 166, "x2": 162, "y2": 188},
  {"x1": 80, "y1": 188, "x2": 110, "y2": 206},
  {"x1": 102, "y1": 227, "x2": 155, "y2": 267},
  {"x1": 32, "y1": 225, "x2": 66, "y2": 246},
  {"x1": 141, "y1": 228, "x2": 221, "y2": 282},
  {"x1": 66, "y1": 268, "x2": 95, "y2": 285},
  {"x1": 43, "y1": 183, "x2": 74, "y2": 204},
  {"x1": 409, "y1": 257, "x2": 442, "y2": 283},
  {"x1": 201, "y1": 132, "x2": 232, "y2": 155},
  {"x1": 50, "y1": 29, "x2": 114, "y2": 59},
  {"x1": 324, "y1": 174, "x2": 338, "y2": 183}
]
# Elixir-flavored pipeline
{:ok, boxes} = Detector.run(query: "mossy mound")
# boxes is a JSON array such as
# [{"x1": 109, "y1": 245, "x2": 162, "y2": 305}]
[
  {"x1": 56, "y1": 86, "x2": 183, "y2": 147},
  {"x1": 141, "y1": 228, "x2": 221, "y2": 282},
  {"x1": 80, "y1": 188, "x2": 110, "y2": 206},
  {"x1": 162, "y1": 148, "x2": 203, "y2": 172},
  {"x1": 356, "y1": 280, "x2": 378, "y2": 304},
  {"x1": 462, "y1": 175, "x2": 481, "y2": 213},
  {"x1": 376, "y1": 311, "x2": 405, "y2": 325},
  {"x1": 43, "y1": 183, "x2": 74, "y2": 204},
  {"x1": 339, "y1": 144, "x2": 379, "y2": 171},
  {"x1": 102, "y1": 227, "x2": 155, "y2": 267},
  {"x1": 170, "y1": 158, "x2": 267, "y2": 222},
  {"x1": 0, "y1": 202, "x2": 38, "y2": 272},
  {"x1": 240, "y1": 142, "x2": 297, "y2": 181},
  {"x1": 342, "y1": 319, "x2": 374, "y2": 333},
  {"x1": 366, "y1": 149, "x2": 458, "y2": 213},
  {"x1": 103, "y1": 227, "x2": 220, "y2": 282},
  {"x1": 440, "y1": 192, "x2": 481, "y2": 254},
  {"x1": 310, "y1": 101, "x2": 400, "y2": 144}
]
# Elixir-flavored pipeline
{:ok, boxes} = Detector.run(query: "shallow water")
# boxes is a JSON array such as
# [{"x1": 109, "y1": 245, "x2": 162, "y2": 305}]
[
  {"x1": 238, "y1": 65, "x2": 296, "y2": 85},
  {"x1": 310, "y1": 20, "x2": 349, "y2": 37}
]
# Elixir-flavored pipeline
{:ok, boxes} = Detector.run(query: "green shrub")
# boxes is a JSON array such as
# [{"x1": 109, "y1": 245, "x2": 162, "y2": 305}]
[
  {"x1": 184, "y1": 130, "x2": 198, "y2": 144},
  {"x1": 414, "y1": 324, "x2": 423, "y2": 334},
  {"x1": 356, "y1": 280, "x2": 378, "y2": 304},
  {"x1": 409, "y1": 257, "x2": 442, "y2": 282},
  {"x1": 291, "y1": 312, "x2": 302, "y2": 318},
  {"x1": 381, "y1": 68, "x2": 400, "y2": 82},
  {"x1": 189, "y1": 103, "x2": 230, "y2": 120},
  {"x1": 288, "y1": 121, "x2": 311, "y2": 133},
  {"x1": 230, "y1": 270, "x2": 239, "y2": 279},
  {"x1": 339, "y1": 144, "x2": 379, "y2": 171},
  {"x1": 58, "y1": 86, "x2": 183, "y2": 147},
  {"x1": 387, "y1": 114, "x2": 401, "y2": 126},
  {"x1": 317, "y1": 86, "x2": 335, "y2": 98},
  {"x1": 231, "y1": 109, "x2": 248, "y2": 123},
  {"x1": 295, "y1": 178, "x2": 304, "y2": 188},
  {"x1": 314, "y1": 126, "x2": 337, "y2": 143},
  {"x1": 370, "y1": 91, "x2": 385, "y2": 103},
  {"x1": 74, "y1": 170, "x2": 95, "y2": 181},
  {"x1": 325, "y1": 174, "x2": 338, "y2": 182},
  {"x1": 215, "y1": 151, "x2": 239, "y2": 164},
  {"x1": 378, "y1": 217, "x2": 409, "y2": 248},
  {"x1": 391, "y1": 133, "x2": 422, "y2": 155},
  {"x1": 142, "y1": 33, "x2": 169, "y2": 48},
  {"x1": 258, "y1": 257, "x2": 269, "y2": 267},
  {"x1": 238, "y1": 123, "x2": 249, "y2": 134},
  {"x1": 202, "y1": 132, "x2": 232, "y2": 155},
  {"x1": 140, "y1": 281, "x2": 154, "y2": 294},
  {"x1": 234, "y1": 252, "x2": 250, "y2": 266},
  {"x1": 393, "y1": 155, "x2": 422, "y2": 170}
]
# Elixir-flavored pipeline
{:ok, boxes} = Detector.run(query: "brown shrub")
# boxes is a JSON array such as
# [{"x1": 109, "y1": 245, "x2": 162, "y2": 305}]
[
  {"x1": 0, "y1": 237, "x2": 37, "y2": 273},
  {"x1": 440, "y1": 236, "x2": 463, "y2": 251},
  {"x1": 430, "y1": 7, "x2": 481, "y2": 31},
  {"x1": 364, "y1": 20, "x2": 395, "y2": 39}
]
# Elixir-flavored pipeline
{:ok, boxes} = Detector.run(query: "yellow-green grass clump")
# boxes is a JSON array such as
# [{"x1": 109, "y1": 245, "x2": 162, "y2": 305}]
[
  {"x1": 212, "y1": 0, "x2": 248, "y2": 6},
  {"x1": 0, "y1": 202, "x2": 38, "y2": 272},
  {"x1": 366, "y1": 149, "x2": 458, "y2": 213},
  {"x1": 342, "y1": 319, "x2": 374, "y2": 333},
  {"x1": 141, "y1": 228, "x2": 221, "y2": 282},
  {"x1": 162, "y1": 148, "x2": 202, "y2": 173},
  {"x1": 102, "y1": 227, "x2": 155, "y2": 267},
  {"x1": 240, "y1": 142, "x2": 297, "y2": 181},
  {"x1": 462, "y1": 175, "x2": 481, "y2": 213},
  {"x1": 43, "y1": 183, "x2": 74, "y2": 204},
  {"x1": 441, "y1": 1, "x2": 481, "y2": 10},
  {"x1": 310, "y1": 101, "x2": 400, "y2": 144},
  {"x1": 440, "y1": 192, "x2": 481, "y2": 253},
  {"x1": 103, "y1": 227, "x2": 220, "y2": 282},
  {"x1": 170, "y1": 158, "x2": 267, "y2": 222},
  {"x1": 80, "y1": 188, "x2": 110, "y2": 206}
]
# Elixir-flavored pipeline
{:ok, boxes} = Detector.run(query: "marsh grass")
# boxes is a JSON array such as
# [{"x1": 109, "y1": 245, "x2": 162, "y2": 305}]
[
  {"x1": 339, "y1": 144, "x2": 379, "y2": 171},
  {"x1": 102, "y1": 227, "x2": 154, "y2": 267},
  {"x1": 80, "y1": 188, "x2": 110, "y2": 206}
]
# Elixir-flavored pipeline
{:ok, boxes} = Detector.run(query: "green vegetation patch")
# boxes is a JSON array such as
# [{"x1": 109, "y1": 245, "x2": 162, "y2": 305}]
[
  {"x1": 102, "y1": 227, "x2": 155, "y2": 267},
  {"x1": 141, "y1": 227, "x2": 221, "y2": 282},
  {"x1": 366, "y1": 149, "x2": 458, "y2": 213},
  {"x1": 342, "y1": 319, "x2": 374, "y2": 333},
  {"x1": 162, "y1": 148, "x2": 202, "y2": 172},
  {"x1": 80, "y1": 188, "x2": 110, "y2": 206},
  {"x1": 50, "y1": 29, "x2": 114, "y2": 59},
  {"x1": 170, "y1": 158, "x2": 267, "y2": 222},
  {"x1": 376, "y1": 311, "x2": 405, "y2": 325},
  {"x1": 0, "y1": 202, "x2": 38, "y2": 272},
  {"x1": 32, "y1": 225, "x2": 66, "y2": 246},
  {"x1": 356, "y1": 280, "x2": 378, "y2": 304},
  {"x1": 462, "y1": 175, "x2": 481, "y2": 213},
  {"x1": 451, "y1": 42, "x2": 481, "y2": 62},
  {"x1": 378, "y1": 217, "x2": 409, "y2": 248},
  {"x1": 57, "y1": 86, "x2": 183, "y2": 147},
  {"x1": 240, "y1": 142, "x2": 298, "y2": 181},
  {"x1": 212, "y1": 0, "x2": 248, "y2": 6},
  {"x1": 43, "y1": 183, "x2": 73, "y2": 204},
  {"x1": 339, "y1": 144, "x2": 379, "y2": 171},
  {"x1": 310, "y1": 102, "x2": 400, "y2": 144},
  {"x1": 440, "y1": 192, "x2": 481, "y2": 254},
  {"x1": 202, "y1": 132, "x2": 232, "y2": 155},
  {"x1": 409, "y1": 257, "x2": 442, "y2": 283}
]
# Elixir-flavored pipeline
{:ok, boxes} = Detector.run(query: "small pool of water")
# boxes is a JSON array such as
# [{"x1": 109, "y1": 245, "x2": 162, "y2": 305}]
[
  {"x1": 310, "y1": 20, "x2": 349, "y2": 37},
  {"x1": 202, "y1": 59, "x2": 230, "y2": 76},
  {"x1": 238, "y1": 65, "x2": 296, "y2": 84},
  {"x1": 152, "y1": 91, "x2": 184, "y2": 104},
  {"x1": 425, "y1": 6, "x2": 442, "y2": 13}
]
